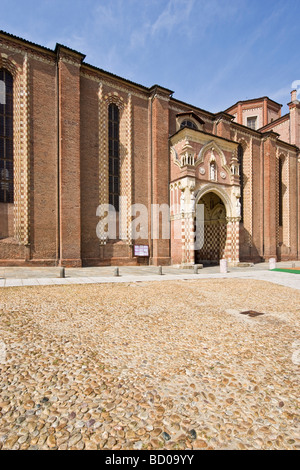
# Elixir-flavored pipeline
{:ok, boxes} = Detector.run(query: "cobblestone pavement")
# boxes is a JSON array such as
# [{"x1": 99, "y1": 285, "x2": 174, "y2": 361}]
[
  {"x1": 0, "y1": 279, "x2": 299, "y2": 450},
  {"x1": 0, "y1": 261, "x2": 300, "y2": 280}
]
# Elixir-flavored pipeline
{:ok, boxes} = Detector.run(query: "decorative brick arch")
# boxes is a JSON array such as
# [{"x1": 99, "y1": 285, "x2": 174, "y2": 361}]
[
  {"x1": 0, "y1": 54, "x2": 20, "y2": 78},
  {"x1": 276, "y1": 151, "x2": 289, "y2": 252},
  {"x1": 104, "y1": 91, "x2": 125, "y2": 110},
  {"x1": 237, "y1": 138, "x2": 248, "y2": 151},
  {"x1": 195, "y1": 184, "x2": 240, "y2": 264},
  {"x1": 197, "y1": 140, "x2": 227, "y2": 169},
  {"x1": 98, "y1": 86, "x2": 133, "y2": 244},
  {"x1": 237, "y1": 137, "x2": 252, "y2": 247},
  {"x1": 0, "y1": 54, "x2": 30, "y2": 246},
  {"x1": 195, "y1": 183, "x2": 233, "y2": 218}
]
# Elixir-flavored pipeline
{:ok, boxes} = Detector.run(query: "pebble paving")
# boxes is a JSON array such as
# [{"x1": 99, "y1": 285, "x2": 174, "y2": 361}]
[{"x1": 0, "y1": 279, "x2": 299, "y2": 450}]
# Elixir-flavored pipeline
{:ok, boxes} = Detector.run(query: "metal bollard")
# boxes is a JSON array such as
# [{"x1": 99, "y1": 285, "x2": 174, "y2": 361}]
[
  {"x1": 59, "y1": 268, "x2": 65, "y2": 278},
  {"x1": 194, "y1": 265, "x2": 199, "y2": 275},
  {"x1": 158, "y1": 266, "x2": 163, "y2": 275},
  {"x1": 292, "y1": 262, "x2": 295, "y2": 268},
  {"x1": 114, "y1": 267, "x2": 120, "y2": 277}
]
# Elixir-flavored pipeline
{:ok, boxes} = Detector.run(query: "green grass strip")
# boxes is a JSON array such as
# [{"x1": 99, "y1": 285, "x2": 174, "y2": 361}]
[{"x1": 271, "y1": 269, "x2": 300, "y2": 274}]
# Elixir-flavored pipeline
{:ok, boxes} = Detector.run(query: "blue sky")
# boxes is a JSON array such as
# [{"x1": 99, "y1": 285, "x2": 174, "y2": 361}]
[{"x1": 1, "y1": 0, "x2": 299, "y2": 114}]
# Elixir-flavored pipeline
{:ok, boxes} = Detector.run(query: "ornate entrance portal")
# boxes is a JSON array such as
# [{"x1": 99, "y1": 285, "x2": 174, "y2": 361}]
[
  {"x1": 170, "y1": 128, "x2": 242, "y2": 267},
  {"x1": 195, "y1": 192, "x2": 227, "y2": 264}
]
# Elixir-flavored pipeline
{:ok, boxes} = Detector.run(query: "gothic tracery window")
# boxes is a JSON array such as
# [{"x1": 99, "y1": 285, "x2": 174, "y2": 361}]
[
  {"x1": 108, "y1": 103, "x2": 120, "y2": 211},
  {"x1": 0, "y1": 69, "x2": 14, "y2": 203}
]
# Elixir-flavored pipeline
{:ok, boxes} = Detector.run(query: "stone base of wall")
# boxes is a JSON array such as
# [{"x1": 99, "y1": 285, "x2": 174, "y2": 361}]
[
  {"x1": 150, "y1": 257, "x2": 171, "y2": 267},
  {"x1": 83, "y1": 257, "x2": 140, "y2": 267},
  {"x1": 59, "y1": 259, "x2": 82, "y2": 268},
  {"x1": 0, "y1": 239, "x2": 28, "y2": 260},
  {"x1": 239, "y1": 256, "x2": 263, "y2": 264},
  {"x1": 0, "y1": 259, "x2": 57, "y2": 267}
]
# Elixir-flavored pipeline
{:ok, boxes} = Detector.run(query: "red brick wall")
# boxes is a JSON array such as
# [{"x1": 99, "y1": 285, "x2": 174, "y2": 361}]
[
  {"x1": 30, "y1": 58, "x2": 57, "y2": 262},
  {"x1": 151, "y1": 94, "x2": 171, "y2": 265},
  {"x1": 0, "y1": 203, "x2": 14, "y2": 238},
  {"x1": 251, "y1": 138, "x2": 263, "y2": 261},
  {"x1": 80, "y1": 75, "x2": 100, "y2": 263},
  {"x1": 0, "y1": 43, "x2": 59, "y2": 265},
  {"x1": 58, "y1": 54, "x2": 82, "y2": 267},
  {"x1": 0, "y1": 33, "x2": 299, "y2": 267},
  {"x1": 263, "y1": 136, "x2": 277, "y2": 259}
]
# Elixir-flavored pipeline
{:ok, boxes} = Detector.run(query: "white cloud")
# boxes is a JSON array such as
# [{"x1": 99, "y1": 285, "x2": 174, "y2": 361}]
[
  {"x1": 151, "y1": 0, "x2": 195, "y2": 35},
  {"x1": 270, "y1": 85, "x2": 292, "y2": 102},
  {"x1": 93, "y1": 2, "x2": 118, "y2": 27},
  {"x1": 129, "y1": 0, "x2": 196, "y2": 49}
]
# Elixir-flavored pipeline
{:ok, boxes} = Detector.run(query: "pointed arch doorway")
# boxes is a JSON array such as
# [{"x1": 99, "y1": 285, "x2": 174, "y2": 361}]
[{"x1": 195, "y1": 192, "x2": 227, "y2": 265}]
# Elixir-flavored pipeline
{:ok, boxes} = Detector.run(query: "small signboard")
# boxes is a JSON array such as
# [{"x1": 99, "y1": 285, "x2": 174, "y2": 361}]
[{"x1": 134, "y1": 245, "x2": 149, "y2": 257}]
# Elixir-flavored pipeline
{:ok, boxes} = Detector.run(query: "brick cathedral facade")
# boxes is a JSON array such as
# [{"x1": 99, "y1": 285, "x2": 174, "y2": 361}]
[{"x1": 0, "y1": 31, "x2": 299, "y2": 267}]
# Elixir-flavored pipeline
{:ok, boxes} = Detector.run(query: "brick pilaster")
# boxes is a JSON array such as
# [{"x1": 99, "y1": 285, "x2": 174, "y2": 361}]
[
  {"x1": 288, "y1": 93, "x2": 300, "y2": 147},
  {"x1": 262, "y1": 134, "x2": 277, "y2": 259},
  {"x1": 57, "y1": 45, "x2": 85, "y2": 267},
  {"x1": 215, "y1": 113, "x2": 232, "y2": 140},
  {"x1": 150, "y1": 87, "x2": 172, "y2": 265}
]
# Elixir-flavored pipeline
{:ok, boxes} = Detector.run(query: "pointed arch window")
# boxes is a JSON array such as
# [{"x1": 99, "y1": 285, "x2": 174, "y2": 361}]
[
  {"x1": 0, "y1": 69, "x2": 14, "y2": 203},
  {"x1": 108, "y1": 103, "x2": 120, "y2": 212},
  {"x1": 279, "y1": 157, "x2": 283, "y2": 227}
]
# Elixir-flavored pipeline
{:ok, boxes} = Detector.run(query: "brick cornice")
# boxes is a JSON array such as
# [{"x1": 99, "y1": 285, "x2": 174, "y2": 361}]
[
  {"x1": 288, "y1": 101, "x2": 300, "y2": 110},
  {"x1": 0, "y1": 36, "x2": 55, "y2": 65},
  {"x1": 55, "y1": 44, "x2": 85, "y2": 66},
  {"x1": 170, "y1": 127, "x2": 238, "y2": 151},
  {"x1": 261, "y1": 130, "x2": 280, "y2": 142},
  {"x1": 149, "y1": 84, "x2": 173, "y2": 99},
  {"x1": 214, "y1": 111, "x2": 234, "y2": 123}
]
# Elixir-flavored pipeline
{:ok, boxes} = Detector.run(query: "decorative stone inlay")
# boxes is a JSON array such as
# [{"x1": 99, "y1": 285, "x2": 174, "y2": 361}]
[
  {"x1": 0, "y1": 39, "x2": 55, "y2": 65},
  {"x1": 0, "y1": 53, "x2": 31, "y2": 245},
  {"x1": 98, "y1": 87, "x2": 132, "y2": 245}
]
